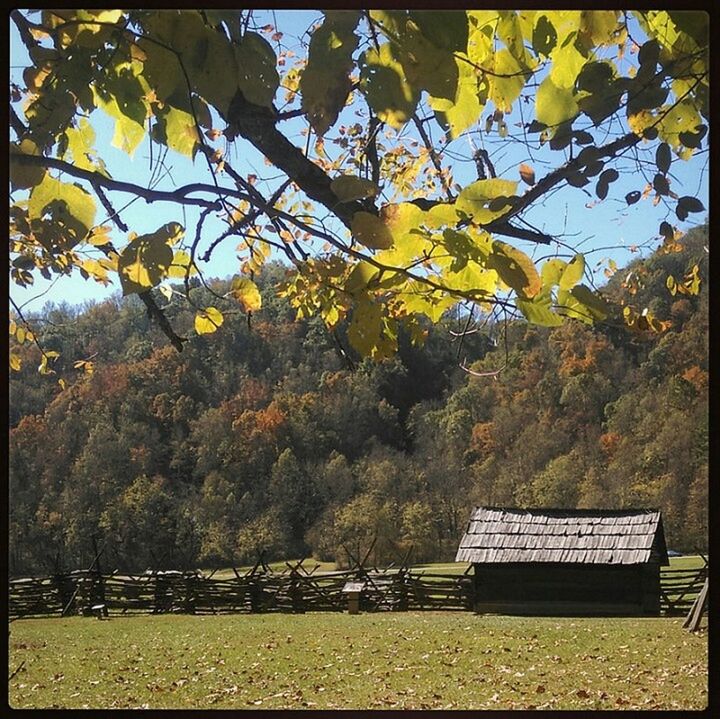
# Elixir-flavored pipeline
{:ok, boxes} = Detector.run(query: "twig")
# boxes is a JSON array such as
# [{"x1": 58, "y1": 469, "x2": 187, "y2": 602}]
[{"x1": 9, "y1": 661, "x2": 25, "y2": 681}]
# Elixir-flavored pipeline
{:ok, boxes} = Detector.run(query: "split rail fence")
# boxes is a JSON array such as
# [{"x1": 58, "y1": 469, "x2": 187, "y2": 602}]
[
  {"x1": 659, "y1": 564, "x2": 709, "y2": 616},
  {"x1": 9, "y1": 562, "x2": 706, "y2": 620},
  {"x1": 9, "y1": 564, "x2": 473, "y2": 620}
]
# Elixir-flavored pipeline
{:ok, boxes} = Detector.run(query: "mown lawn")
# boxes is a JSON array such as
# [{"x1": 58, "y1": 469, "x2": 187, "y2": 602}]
[{"x1": 9, "y1": 612, "x2": 707, "y2": 710}]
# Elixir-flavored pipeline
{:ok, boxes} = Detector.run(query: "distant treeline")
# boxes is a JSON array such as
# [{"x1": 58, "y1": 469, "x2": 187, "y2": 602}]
[{"x1": 9, "y1": 227, "x2": 708, "y2": 575}]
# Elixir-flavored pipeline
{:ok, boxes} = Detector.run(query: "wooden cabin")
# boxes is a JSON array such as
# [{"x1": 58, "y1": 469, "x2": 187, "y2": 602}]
[{"x1": 456, "y1": 506, "x2": 669, "y2": 616}]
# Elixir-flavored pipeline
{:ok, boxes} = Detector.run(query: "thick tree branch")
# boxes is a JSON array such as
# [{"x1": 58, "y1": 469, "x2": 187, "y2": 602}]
[
  {"x1": 225, "y1": 91, "x2": 376, "y2": 228},
  {"x1": 10, "y1": 10, "x2": 39, "y2": 52}
]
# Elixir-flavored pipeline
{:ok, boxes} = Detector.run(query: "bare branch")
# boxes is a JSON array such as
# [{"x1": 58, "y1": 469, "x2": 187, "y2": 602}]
[{"x1": 12, "y1": 154, "x2": 249, "y2": 209}]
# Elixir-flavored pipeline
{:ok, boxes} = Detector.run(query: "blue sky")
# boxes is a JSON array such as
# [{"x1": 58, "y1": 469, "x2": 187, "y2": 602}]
[{"x1": 10, "y1": 10, "x2": 710, "y2": 315}]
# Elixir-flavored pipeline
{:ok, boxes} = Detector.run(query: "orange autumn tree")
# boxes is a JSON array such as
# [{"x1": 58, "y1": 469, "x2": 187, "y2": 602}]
[{"x1": 10, "y1": 10, "x2": 708, "y2": 372}]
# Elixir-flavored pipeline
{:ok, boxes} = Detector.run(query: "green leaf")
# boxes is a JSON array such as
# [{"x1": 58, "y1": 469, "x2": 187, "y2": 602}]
[
  {"x1": 375, "y1": 203, "x2": 432, "y2": 265},
  {"x1": 655, "y1": 142, "x2": 671, "y2": 174},
  {"x1": 549, "y1": 35, "x2": 587, "y2": 88},
  {"x1": 234, "y1": 32, "x2": 279, "y2": 109},
  {"x1": 163, "y1": 12, "x2": 238, "y2": 115},
  {"x1": 486, "y1": 240, "x2": 542, "y2": 299},
  {"x1": 678, "y1": 124, "x2": 707, "y2": 149},
  {"x1": 359, "y1": 43, "x2": 420, "y2": 129},
  {"x1": 390, "y1": 18, "x2": 459, "y2": 103},
  {"x1": 653, "y1": 173, "x2": 670, "y2": 196},
  {"x1": 195, "y1": 306, "x2": 224, "y2": 335},
  {"x1": 532, "y1": 14, "x2": 558, "y2": 57},
  {"x1": 677, "y1": 196, "x2": 704, "y2": 214},
  {"x1": 558, "y1": 283, "x2": 609, "y2": 323},
  {"x1": 497, "y1": 11, "x2": 529, "y2": 65},
  {"x1": 91, "y1": 66, "x2": 148, "y2": 156},
  {"x1": 456, "y1": 179, "x2": 518, "y2": 224},
  {"x1": 331, "y1": 176, "x2": 380, "y2": 202},
  {"x1": 230, "y1": 277, "x2": 262, "y2": 312},
  {"x1": 487, "y1": 48, "x2": 529, "y2": 112},
  {"x1": 579, "y1": 10, "x2": 619, "y2": 45},
  {"x1": 431, "y1": 55, "x2": 483, "y2": 139},
  {"x1": 536, "y1": 75, "x2": 579, "y2": 127},
  {"x1": 595, "y1": 168, "x2": 618, "y2": 200},
  {"x1": 28, "y1": 176, "x2": 97, "y2": 247},
  {"x1": 138, "y1": 38, "x2": 179, "y2": 102},
  {"x1": 638, "y1": 39, "x2": 660, "y2": 70},
  {"x1": 300, "y1": 11, "x2": 360, "y2": 135},
  {"x1": 407, "y1": 11, "x2": 469, "y2": 52},
  {"x1": 541, "y1": 258, "x2": 568, "y2": 287},
  {"x1": 117, "y1": 223, "x2": 183, "y2": 295},
  {"x1": 398, "y1": 284, "x2": 459, "y2": 323},
  {"x1": 9, "y1": 140, "x2": 46, "y2": 190},
  {"x1": 347, "y1": 300, "x2": 397, "y2": 359},
  {"x1": 576, "y1": 65, "x2": 625, "y2": 125},
  {"x1": 558, "y1": 254, "x2": 585, "y2": 290},
  {"x1": 154, "y1": 105, "x2": 200, "y2": 157},
  {"x1": 517, "y1": 292, "x2": 563, "y2": 326},
  {"x1": 351, "y1": 212, "x2": 394, "y2": 250},
  {"x1": 94, "y1": 90, "x2": 146, "y2": 156},
  {"x1": 345, "y1": 261, "x2": 380, "y2": 294}
]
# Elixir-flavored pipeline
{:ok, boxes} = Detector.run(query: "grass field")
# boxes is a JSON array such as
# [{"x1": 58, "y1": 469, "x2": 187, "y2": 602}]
[{"x1": 9, "y1": 612, "x2": 707, "y2": 710}]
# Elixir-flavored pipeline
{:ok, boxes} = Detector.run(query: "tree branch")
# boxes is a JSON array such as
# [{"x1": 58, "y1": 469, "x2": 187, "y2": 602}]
[
  {"x1": 138, "y1": 291, "x2": 186, "y2": 352},
  {"x1": 10, "y1": 10, "x2": 39, "y2": 52},
  {"x1": 225, "y1": 91, "x2": 376, "y2": 228},
  {"x1": 9, "y1": 105, "x2": 28, "y2": 139},
  {"x1": 12, "y1": 154, "x2": 251, "y2": 209},
  {"x1": 413, "y1": 115, "x2": 454, "y2": 201}
]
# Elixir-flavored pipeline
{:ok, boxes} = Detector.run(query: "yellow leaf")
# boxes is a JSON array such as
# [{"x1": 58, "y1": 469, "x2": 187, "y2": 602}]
[
  {"x1": 86, "y1": 226, "x2": 114, "y2": 246},
  {"x1": 558, "y1": 254, "x2": 585, "y2": 290},
  {"x1": 487, "y1": 49, "x2": 529, "y2": 112},
  {"x1": 194, "y1": 307, "x2": 224, "y2": 334},
  {"x1": 351, "y1": 212, "x2": 394, "y2": 250},
  {"x1": 117, "y1": 223, "x2": 184, "y2": 295},
  {"x1": 345, "y1": 261, "x2": 380, "y2": 294},
  {"x1": 359, "y1": 43, "x2": 419, "y2": 129},
  {"x1": 230, "y1": 277, "x2": 262, "y2": 312},
  {"x1": 167, "y1": 249, "x2": 194, "y2": 278},
  {"x1": 487, "y1": 240, "x2": 542, "y2": 299},
  {"x1": 10, "y1": 353, "x2": 22, "y2": 372},
  {"x1": 536, "y1": 75, "x2": 579, "y2": 127},
  {"x1": 456, "y1": 179, "x2": 518, "y2": 224}
]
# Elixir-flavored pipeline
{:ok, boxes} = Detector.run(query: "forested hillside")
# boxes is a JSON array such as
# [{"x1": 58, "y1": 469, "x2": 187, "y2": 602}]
[{"x1": 9, "y1": 226, "x2": 707, "y2": 575}]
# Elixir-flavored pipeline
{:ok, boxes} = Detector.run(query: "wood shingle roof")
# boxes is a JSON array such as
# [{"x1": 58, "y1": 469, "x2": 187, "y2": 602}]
[{"x1": 455, "y1": 507, "x2": 669, "y2": 565}]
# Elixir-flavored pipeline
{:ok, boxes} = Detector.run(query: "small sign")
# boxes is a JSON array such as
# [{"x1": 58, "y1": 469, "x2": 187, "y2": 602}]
[{"x1": 342, "y1": 582, "x2": 365, "y2": 593}]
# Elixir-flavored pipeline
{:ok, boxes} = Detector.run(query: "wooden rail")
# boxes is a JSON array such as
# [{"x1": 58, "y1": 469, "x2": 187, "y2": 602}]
[{"x1": 659, "y1": 566, "x2": 708, "y2": 615}]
